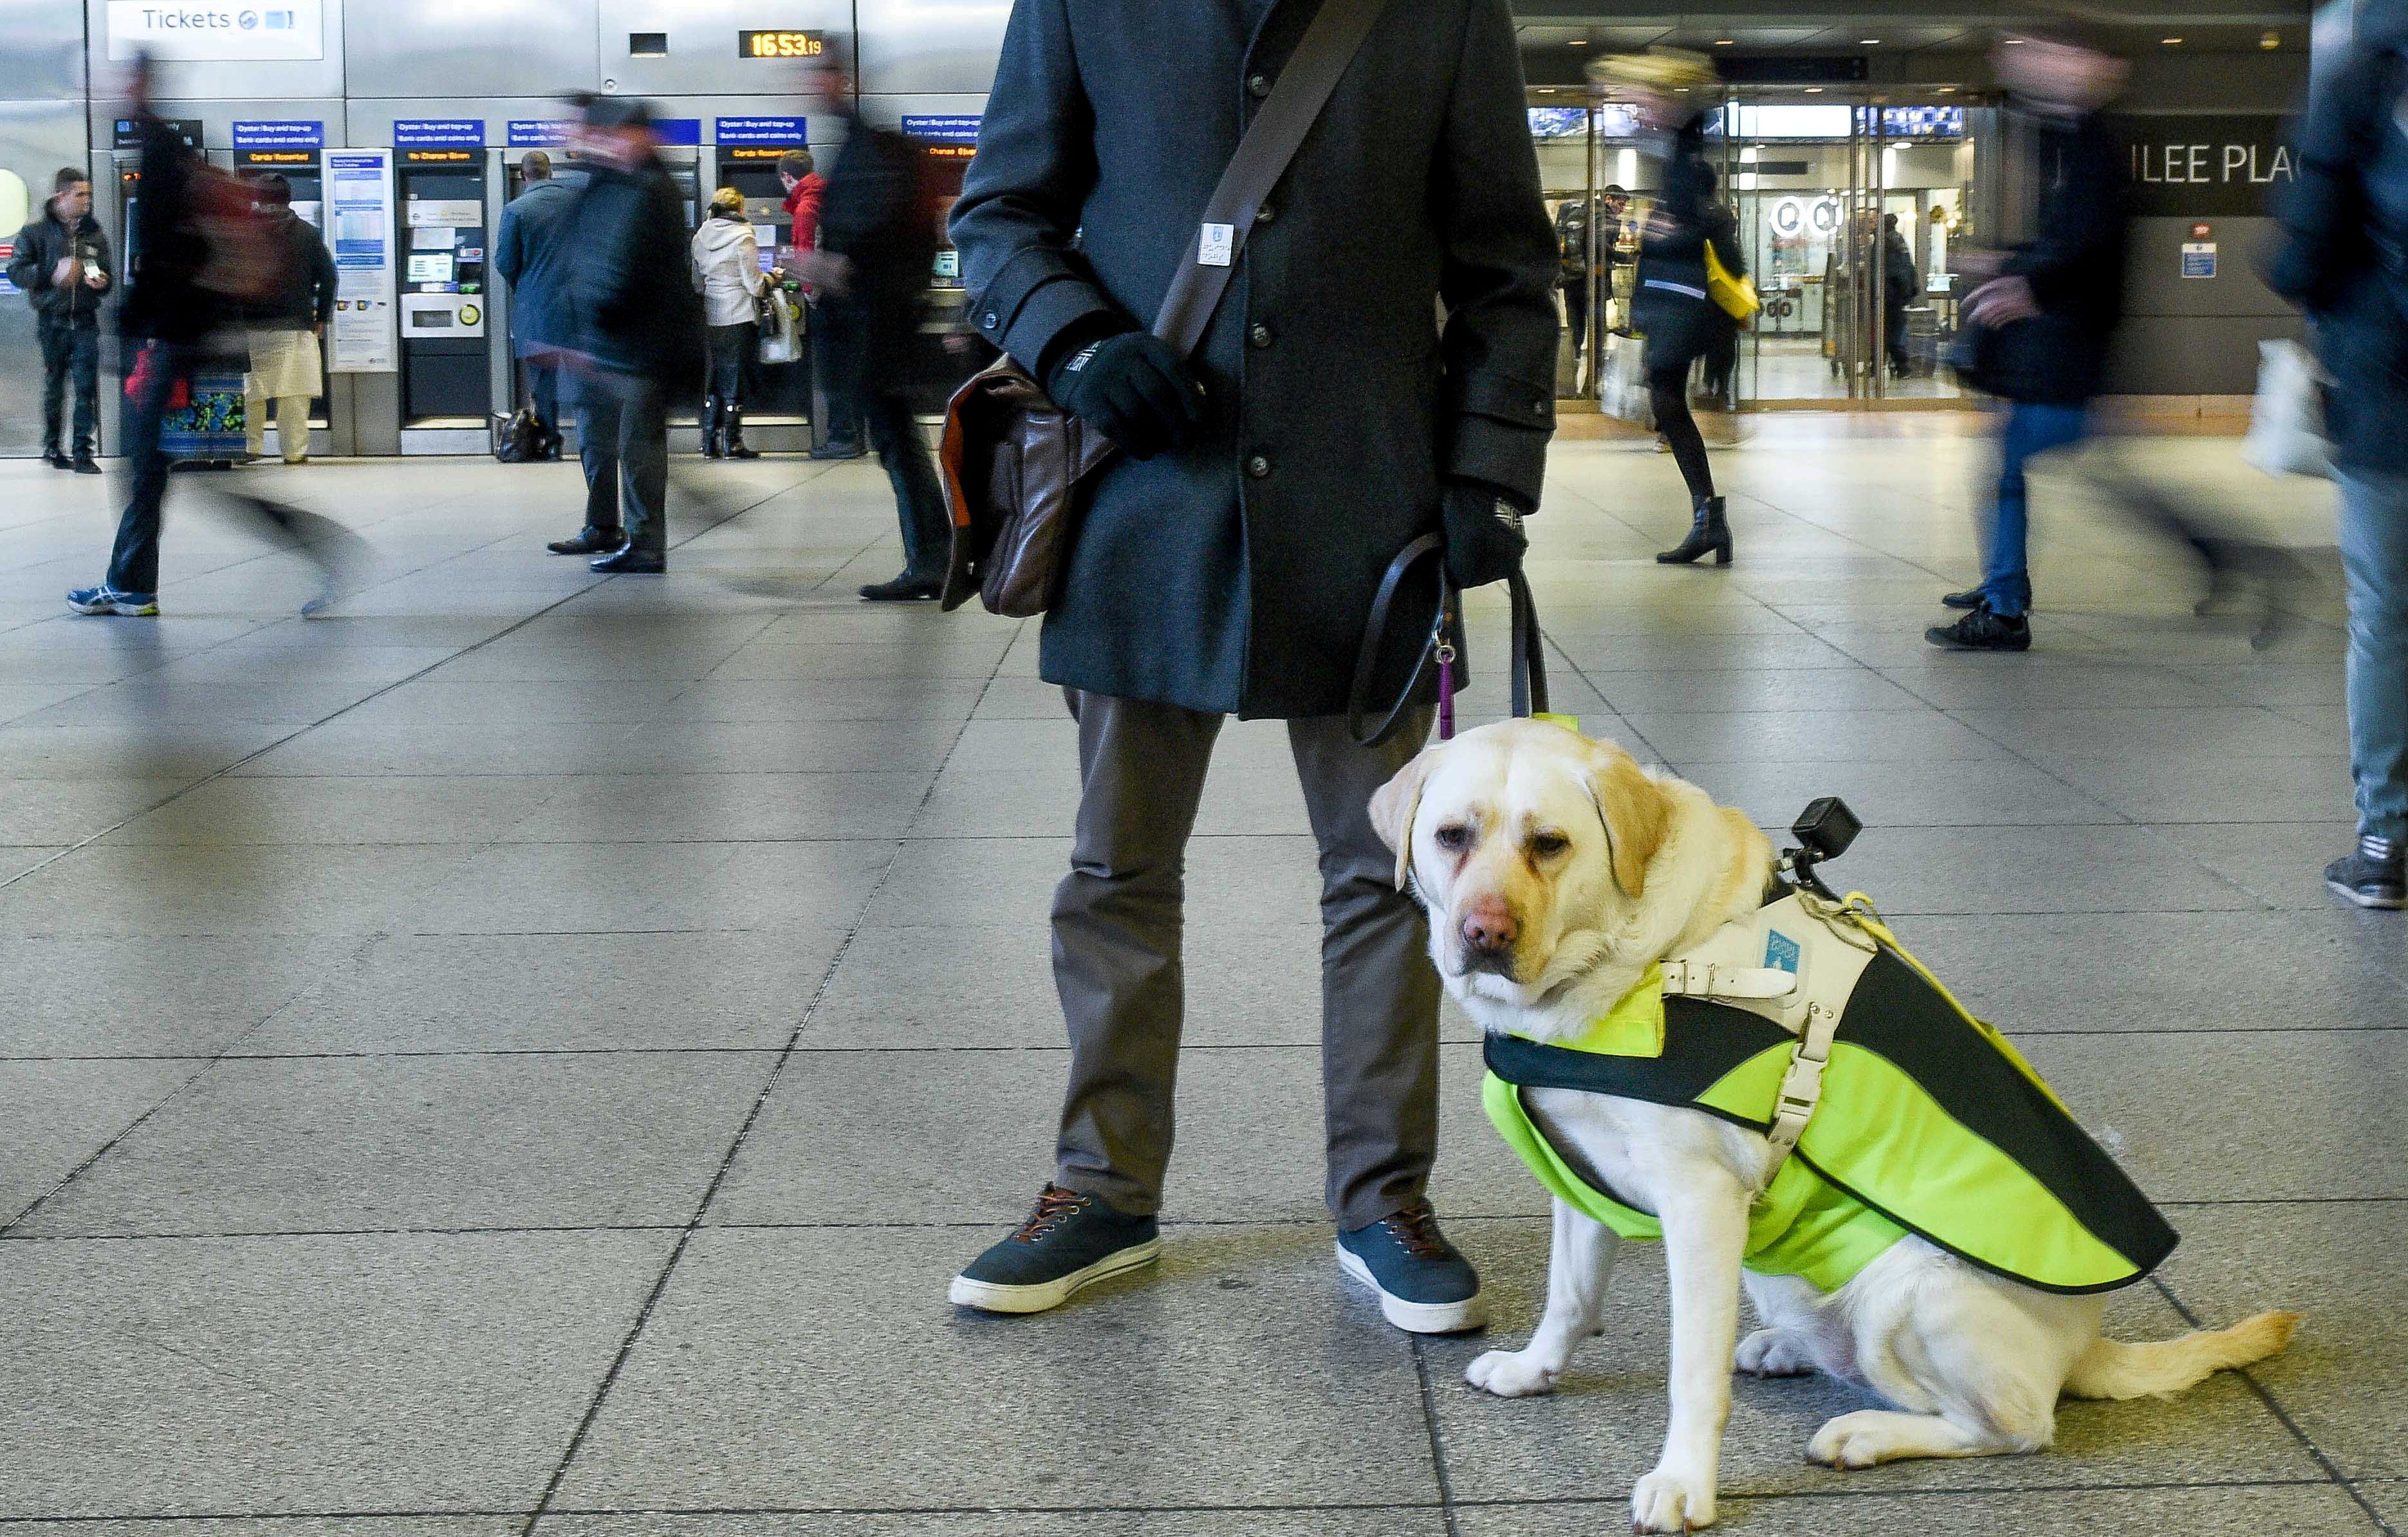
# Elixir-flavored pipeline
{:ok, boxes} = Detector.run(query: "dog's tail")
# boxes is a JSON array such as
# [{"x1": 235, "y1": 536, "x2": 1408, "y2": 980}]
[{"x1": 2063, "y1": 1310, "x2": 2301, "y2": 1401}]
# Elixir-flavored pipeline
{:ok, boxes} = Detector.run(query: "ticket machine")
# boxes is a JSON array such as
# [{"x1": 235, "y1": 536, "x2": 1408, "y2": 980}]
[{"x1": 395, "y1": 151, "x2": 490, "y2": 446}]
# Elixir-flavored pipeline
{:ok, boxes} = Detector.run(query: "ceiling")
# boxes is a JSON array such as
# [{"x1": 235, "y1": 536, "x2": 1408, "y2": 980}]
[{"x1": 1513, "y1": 3, "x2": 2315, "y2": 86}]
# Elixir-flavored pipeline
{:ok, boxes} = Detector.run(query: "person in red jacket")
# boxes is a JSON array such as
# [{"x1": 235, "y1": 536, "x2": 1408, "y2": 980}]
[{"x1": 781, "y1": 148, "x2": 862, "y2": 457}]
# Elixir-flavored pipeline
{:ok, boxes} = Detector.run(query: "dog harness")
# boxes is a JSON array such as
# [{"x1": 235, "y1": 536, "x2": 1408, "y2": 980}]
[{"x1": 1483, "y1": 890, "x2": 2178, "y2": 1296}]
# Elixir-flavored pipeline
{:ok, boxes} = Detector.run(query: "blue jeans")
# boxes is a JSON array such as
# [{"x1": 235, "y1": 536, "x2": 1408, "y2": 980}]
[
  {"x1": 39, "y1": 317, "x2": 100, "y2": 457},
  {"x1": 1977, "y1": 401, "x2": 2090, "y2": 618},
  {"x1": 2339, "y1": 470, "x2": 2408, "y2": 843},
  {"x1": 106, "y1": 340, "x2": 195, "y2": 595}
]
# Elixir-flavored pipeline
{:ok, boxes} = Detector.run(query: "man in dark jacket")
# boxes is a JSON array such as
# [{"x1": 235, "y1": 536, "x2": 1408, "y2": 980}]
[
  {"x1": 239, "y1": 173, "x2": 337, "y2": 465},
  {"x1": 494, "y1": 149, "x2": 575, "y2": 457},
  {"x1": 944, "y1": 0, "x2": 1558, "y2": 1329},
  {"x1": 1927, "y1": 30, "x2": 2129, "y2": 652},
  {"x1": 1882, "y1": 212, "x2": 1918, "y2": 376},
  {"x1": 546, "y1": 98, "x2": 701, "y2": 573},
  {"x1": 2268, "y1": 18, "x2": 2408, "y2": 907},
  {"x1": 794, "y1": 55, "x2": 948, "y2": 598},
  {"x1": 9, "y1": 167, "x2": 113, "y2": 472}
]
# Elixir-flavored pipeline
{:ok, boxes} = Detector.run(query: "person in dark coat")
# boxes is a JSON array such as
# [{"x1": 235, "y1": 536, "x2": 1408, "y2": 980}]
[
  {"x1": 237, "y1": 173, "x2": 336, "y2": 465},
  {"x1": 944, "y1": 0, "x2": 1558, "y2": 1329},
  {"x1": 2268, "y1": 14, "x2": 2408, "y2": 907},
  {"x1": 9, "y1": 167, "x2": 113, "y2": 472},
  {"x1": 1882, "y1": 212, "x2": 1918, "y2": 376},
  {"x1": 545, "y1": 98, "x2": 702, "y2": 573},
  {"x1": 793, "y1": 52, "x2": 949, "y2": 600},
  {"x1": 1927, "y1": 30, "x2": 2129, "y2": 652},
  {"x1": 493, "y1": 148, "x2": 577, "y2": 456},
  {"x1": 69, "y1": 57, "x2": 220, "y2": 615},
  {"x1": 1615, "y1": 53, "x2": 1745, "y2": 567}
]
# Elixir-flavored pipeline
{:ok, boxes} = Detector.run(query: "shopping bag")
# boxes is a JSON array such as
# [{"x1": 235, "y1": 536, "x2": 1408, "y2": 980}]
[
  {"x1": 2241, "y1": 339, "x2": 2332, "y2": 480},
  {"x1": 1598, "y1": 334, "x2": 1654, "y2": 428},
  {"x1": 756, "y1": 291, "x2": 803, "y2": 365}
]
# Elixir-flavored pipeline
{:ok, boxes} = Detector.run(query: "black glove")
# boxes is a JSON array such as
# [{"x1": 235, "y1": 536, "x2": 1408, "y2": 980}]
[
  {"x1": 1441, "y1": 480, "x2": 1530, "y2": 589},
  {"x1": 1044, "y1": 329, "x2": 1205, "y2": 460}
]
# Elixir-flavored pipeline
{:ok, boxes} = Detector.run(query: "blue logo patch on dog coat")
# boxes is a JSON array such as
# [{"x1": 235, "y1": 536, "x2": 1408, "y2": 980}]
[{"x1": 1764, "y1": 930, "x2": 1801, "y2": 973}]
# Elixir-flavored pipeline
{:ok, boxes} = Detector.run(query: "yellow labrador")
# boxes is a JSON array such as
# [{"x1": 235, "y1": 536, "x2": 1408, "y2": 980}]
[{"x1": 1371, "y1": 719, "x2": 2297, "y2": 1534}]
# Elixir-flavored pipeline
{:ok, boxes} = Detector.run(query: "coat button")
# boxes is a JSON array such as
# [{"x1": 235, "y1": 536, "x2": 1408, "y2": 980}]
[
  {"x1": 1531, "y1": 398, "x2": 1548, "y2": 416},
  {"x1": 982, "y1": 311, "x2": 998, "y2": 329},
  {"x1": 1248, "y1": 322, "x2": 1273, "y2": 349},
  {"x1": 1246, "y1": 454, "x2": 1272, "y2": 479},
  {"x1": 1255, "y1": 202, "x2": 1277, "y2": 225},
  {"x1": 1248, "y1": 73, "x2": 1273, "y2": 98}
]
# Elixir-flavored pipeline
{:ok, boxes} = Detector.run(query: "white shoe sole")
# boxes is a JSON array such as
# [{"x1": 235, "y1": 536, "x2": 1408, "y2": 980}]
[
  {"x1": 948, "y1": 1236, "x2": 1162, "y2": 1314},
  {"x1": 1336, "y1": 1242, "x2": 1488, "y2": 1334},
  {"x1": 2328, "y1": 879, "x2": 2407, "y2": 910}
]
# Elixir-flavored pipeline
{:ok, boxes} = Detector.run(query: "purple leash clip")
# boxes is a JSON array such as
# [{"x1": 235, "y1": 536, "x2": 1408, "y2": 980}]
[{"x1": 1435, "y1": 606, "x2": 1458, "y2": 742}]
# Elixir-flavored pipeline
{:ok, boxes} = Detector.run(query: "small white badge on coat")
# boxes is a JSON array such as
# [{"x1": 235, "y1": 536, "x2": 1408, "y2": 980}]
[{"x1": 1198, "y1": 222, "x2": 1235, "y2": 267}]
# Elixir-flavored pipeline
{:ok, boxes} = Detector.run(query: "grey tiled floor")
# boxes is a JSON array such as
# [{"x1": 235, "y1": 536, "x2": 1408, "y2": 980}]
[{"x1": 0, "y1": 420, "x2": 2397, "y2": 1534}]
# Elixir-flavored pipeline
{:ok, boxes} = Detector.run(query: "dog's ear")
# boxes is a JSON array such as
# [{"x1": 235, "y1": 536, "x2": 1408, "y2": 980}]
[
  {"x1": 1588, "y1": 748, "x2": 1674, "y2": 899},
  {"x1": 1369, "y1": 749, "x2": 1436, "y2": 891}
]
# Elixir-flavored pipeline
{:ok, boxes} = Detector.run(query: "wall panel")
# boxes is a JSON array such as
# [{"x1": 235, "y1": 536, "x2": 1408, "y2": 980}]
[
  {"x1": 598, "y1": 0, "x2": 851, "y2": 98},
  {"x1": 858, "y1": 0, "x2": 1010, "y2": 96},
  {"x1": 345, "y1": 0, "x2": 598, "y2": 100},
  {"x1": 83, "y1": 0, "x2": 349, "y2": 104}
]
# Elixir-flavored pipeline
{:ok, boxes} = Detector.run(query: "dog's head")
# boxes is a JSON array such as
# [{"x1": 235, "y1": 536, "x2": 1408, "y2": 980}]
[{"x1": 1370, "y1": 719, "x2": 1679, "y2": 1004}]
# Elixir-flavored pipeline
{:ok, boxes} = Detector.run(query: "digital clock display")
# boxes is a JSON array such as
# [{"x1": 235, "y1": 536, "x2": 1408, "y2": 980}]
[{"x1": 739, "y1": 30, "x2": 824, "y2": 59}]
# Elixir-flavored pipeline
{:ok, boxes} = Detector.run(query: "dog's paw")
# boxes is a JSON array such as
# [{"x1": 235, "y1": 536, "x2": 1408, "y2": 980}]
[
  {"x1": 1808, "y1": 1411, "x2": 1897, "y2": 1469},
  {"x1": 1465, "y1": 1348, "x2": 1559, "y2": 1398},
  {"x1": 1631, "y1": 1465, "x2": 1718, "y2": 1532},
  {"x1": 1734, "y1": 1327, "x2": 1815, "y2": 1377}
]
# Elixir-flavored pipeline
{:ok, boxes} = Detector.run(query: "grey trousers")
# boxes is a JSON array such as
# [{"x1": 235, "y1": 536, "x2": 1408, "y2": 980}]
[{"x1": 1052, "y1": 689, "x2": 1441, "y2": 1230}]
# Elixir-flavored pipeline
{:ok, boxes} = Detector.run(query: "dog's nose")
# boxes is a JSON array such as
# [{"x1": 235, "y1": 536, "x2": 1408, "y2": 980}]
[{"x1": 1461, "y1": 899, "x2": 1518, "y2": 959}]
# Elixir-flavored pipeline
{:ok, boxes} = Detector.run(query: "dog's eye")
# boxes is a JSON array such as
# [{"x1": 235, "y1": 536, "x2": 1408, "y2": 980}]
[
  {"x1": 1434, "y1": 824, "x2": 1472, "y2": 852},
  {"x1": 1530, "y1": 831, "x2": 1572, "y2": 858}
]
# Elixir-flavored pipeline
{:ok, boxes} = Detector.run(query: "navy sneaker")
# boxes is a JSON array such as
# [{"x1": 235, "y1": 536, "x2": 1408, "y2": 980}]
[
  {"x1": 1337, "y1": 1203, "x2": 1486, "y2": 1334},
  {"x1": 66, "y1": 584, "x2": 159, "y2": 617},
  {"x1": 950, "y1": 1184, "x2": 1161, "y2": 1314},
  {"x1": 2327, "y1": 834, "x2": 2405, "y2": 910}
]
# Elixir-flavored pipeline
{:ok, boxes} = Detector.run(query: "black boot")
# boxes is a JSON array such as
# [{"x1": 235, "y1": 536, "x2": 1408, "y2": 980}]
[
  {"x1": 1656, "y1": 496, "x2": 1732, "y2": 566},
  {"x1": 723, "y1": 408, "x2": 760, "y2": 460},
  {"x1": 700, "y1": 400, "x2": 725, "y2": 459}
]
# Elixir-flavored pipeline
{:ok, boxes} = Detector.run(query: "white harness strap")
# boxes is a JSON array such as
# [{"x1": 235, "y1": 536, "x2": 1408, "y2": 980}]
[{"x1": 1662, "y1": 891, "x2": 1880, "y2": 1174}]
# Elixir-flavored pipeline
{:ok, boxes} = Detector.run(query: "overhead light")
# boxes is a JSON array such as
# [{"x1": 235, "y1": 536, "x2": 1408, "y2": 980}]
[
  {"x1": 2260, "y1": 30, "x2": 2281, "y2": 48},
  {"x1": 2002, "y1": 37, "x2": 2024, "y2": 44},
  {"x1": 1715, "y1": 39, "x2": 1735, "y2": 46},
  {"x1": 1937, "y1": 85, "x2": 1957, "y2": 93},
  {"x1": 1804, "y1": 86, "x2": 1825, "y2": 93},
  {"x1": 2162, "y1": 35, "x2": 2183, "y2": 44},
  {"x1": 1860, "y1": 38, "x2": 1881, "y2": 45},
  {"x1": 1566, "y1": 38, "x2": 1587, "y2": 46}
]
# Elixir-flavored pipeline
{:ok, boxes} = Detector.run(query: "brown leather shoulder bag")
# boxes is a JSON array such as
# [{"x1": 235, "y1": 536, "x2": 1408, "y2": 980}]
[{"x1": 936, "y1": 0, "x2": 1389, "y2": 617}]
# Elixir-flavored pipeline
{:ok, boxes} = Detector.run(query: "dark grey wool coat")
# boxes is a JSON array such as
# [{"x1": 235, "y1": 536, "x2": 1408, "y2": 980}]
[{"x1": 950, "y1": 0, "x2": 1560, "y2": 719}]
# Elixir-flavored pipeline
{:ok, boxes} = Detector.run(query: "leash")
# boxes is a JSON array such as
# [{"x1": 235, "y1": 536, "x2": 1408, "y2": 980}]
[{"x1": 1349, "y1": 535, "x2": 1548, "y2": 747}]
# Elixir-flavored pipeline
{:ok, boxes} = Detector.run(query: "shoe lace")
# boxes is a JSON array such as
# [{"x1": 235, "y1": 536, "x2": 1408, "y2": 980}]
[
  {"x1": 1012, "y1": 1184, "x2": 1088, "y2": 1243},
  {"x1": 1382, "y1": 1203, "x2": 1449, "y2": 1260}
]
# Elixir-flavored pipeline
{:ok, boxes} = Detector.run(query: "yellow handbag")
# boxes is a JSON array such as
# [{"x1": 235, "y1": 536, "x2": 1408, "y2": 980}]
[{"x1": 1703, "y1": 240, "x2": 1760, "y2": 325}]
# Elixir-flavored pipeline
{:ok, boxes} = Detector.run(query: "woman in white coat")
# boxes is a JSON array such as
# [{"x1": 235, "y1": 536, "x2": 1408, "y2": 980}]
[{"x1": 691, "y1": 187, "x2": 766, "y2": 458}]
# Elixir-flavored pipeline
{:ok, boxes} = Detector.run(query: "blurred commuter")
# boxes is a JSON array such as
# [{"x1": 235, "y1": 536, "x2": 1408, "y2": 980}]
[
  {"x1": 693, "y1": 186, "x2": 766, "y2": 459},
  {"x1": 494, "y1": 148, "x2": 575, "y2": 458},
  {"x1": 1610, "y1": 53, "x2": 1745, "y2": 566},
  {"x1": 546, "y1": 98, "x2": 701, "y2": 574},
  {"x1": 239, "y1": 174, "x2": 335, "y2": 466},
  {"x1": 1927, "y1": 30, "x2": 2129, "y2": 652},
  {"x1": 781, "y1": 148, "x2": 862, "y2": 459},
  {"x1": 945, "y1": 0, "x2": 1555, "y2": 1325},
  {"x1": 795, "y1": 53, "x2": 949, "y2": 600},
  {"x1": 2268, "y1": 17, "x2": 2408, "y2": 908},
  {"x1": 69, "y1": 55, "x2": 366, "y2": 618},
  {"x1": 1882, "y1": 212, "x2": 1916, "y2": 377},
  {"x1": 8, "y1": 167, "x2": 111, "y2": 473}
]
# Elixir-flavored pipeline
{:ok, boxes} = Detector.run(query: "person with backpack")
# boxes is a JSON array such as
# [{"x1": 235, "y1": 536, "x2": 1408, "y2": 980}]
[
  {"x1": 8, "y1": 167, "x2": 112, "y2": 474},
  {"x1": 495, "y1": 148, "x2": 575, "y2": 464},
  {"x1": 2268, "y1": 14, "x2": 2408, "y2": 908},
  {"x1": 238, "y1": 173, "x2": 335, "y2": 465}
]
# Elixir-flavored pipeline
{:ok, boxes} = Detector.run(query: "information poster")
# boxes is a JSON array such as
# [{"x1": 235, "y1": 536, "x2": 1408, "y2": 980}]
[{"x1": 326, "y1": 149, "x2": 395, "y2": 373}]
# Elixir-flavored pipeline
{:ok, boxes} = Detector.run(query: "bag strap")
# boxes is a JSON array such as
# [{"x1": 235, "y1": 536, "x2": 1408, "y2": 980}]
[
  {"x1": 1349, "y1": 539, "x2": 1550, "y2": 748},
  {"x1": 1151, "y1": 0, "x2": 1390, "y2": 359}
]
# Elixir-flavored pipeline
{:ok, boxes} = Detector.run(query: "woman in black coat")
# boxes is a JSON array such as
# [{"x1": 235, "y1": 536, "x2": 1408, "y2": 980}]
[{"x1": 1631, "y1": 115, "x2": 1745, "y2": 565}]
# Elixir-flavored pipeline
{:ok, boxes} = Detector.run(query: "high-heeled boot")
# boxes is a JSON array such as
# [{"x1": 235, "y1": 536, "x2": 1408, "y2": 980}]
[
  {"x1": 723, "y1": 407, "x2": 761, "y2": 459},
  {"x1": 701, "y1": 398, "x2": 725, "y2": 459},
  {"x1": 1656, "y1": 495, "x2": 1732, "y2": 566}
]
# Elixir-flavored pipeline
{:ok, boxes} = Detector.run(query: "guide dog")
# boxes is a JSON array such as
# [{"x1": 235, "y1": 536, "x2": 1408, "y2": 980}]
[{"x1": 1369, "y1": 719, "x2": 2297, "y2": 1534}]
